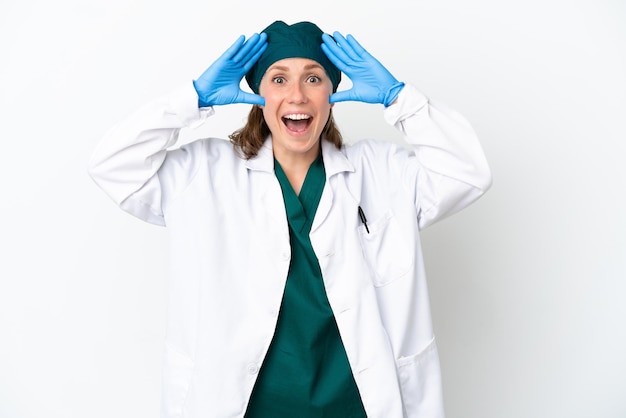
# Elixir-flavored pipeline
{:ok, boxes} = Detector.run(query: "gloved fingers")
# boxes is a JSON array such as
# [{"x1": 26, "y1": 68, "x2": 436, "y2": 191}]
[
  {"x1": 238, "y1": 91, "x2": 265, "y2": 106},
  {"x1": 328, "y1": 90, "x2": 353, "y2": 104},
  {"x1": 330, "y1": 31, "x2": 363, "y2": 63},
  {"x1": 232, "y1": 33, "x2": 267, "y2": 66},
  {"x1": 344, "y1": 34, "x2": 371, "y2": 61},
  {"x1": 321, "y1": 34, "x2": 354, "y2": 73},
  {"x1": 241, "y1": 37, "x2": 268, "y2": 73},
  {"x1": 219, "y1": 35, "x2": 247, "y2": 62},
  {"x1": 322, "y1": 33, "x2": 357, "y2": 66}
]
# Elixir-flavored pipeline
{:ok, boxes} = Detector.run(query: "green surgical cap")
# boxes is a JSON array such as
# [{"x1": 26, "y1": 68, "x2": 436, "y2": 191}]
[{"x1": 245, "y1": 21, "x2": 341, "y2": 94}]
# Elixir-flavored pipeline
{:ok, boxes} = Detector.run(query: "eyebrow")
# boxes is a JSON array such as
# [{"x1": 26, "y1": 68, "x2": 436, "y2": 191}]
[{"x1": 268, "y1": 63, "x2": 324, "y2": 72}]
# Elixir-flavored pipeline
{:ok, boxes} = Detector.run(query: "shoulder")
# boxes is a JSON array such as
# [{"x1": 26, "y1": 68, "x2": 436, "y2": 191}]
[
  {"x1": 343, "y1": 138, "x2": 412, "y2": 167},
  {"x1": 160, "y1": 137, "x2": 244, "y2": 186},
  {"x1": 166, "y1": 137, "x2": 241, "y2": 165}
]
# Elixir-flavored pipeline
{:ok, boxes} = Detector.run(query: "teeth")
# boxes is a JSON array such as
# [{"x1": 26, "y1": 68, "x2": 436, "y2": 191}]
[{"x1": 283, "y1": 114, "x2": 310, "y2": 120}]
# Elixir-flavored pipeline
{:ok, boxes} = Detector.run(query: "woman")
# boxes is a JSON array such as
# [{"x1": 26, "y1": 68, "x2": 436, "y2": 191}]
[{"x1": 89, "y1": 20, "x2": 491, "y2": 418}]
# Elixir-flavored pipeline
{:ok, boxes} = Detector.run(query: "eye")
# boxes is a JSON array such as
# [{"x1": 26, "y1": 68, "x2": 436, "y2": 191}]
[
  {"x1": 307, "y1": 75, "x2": 321, "y2": 83},
  {"x1": 272, "y1": 76, "x2": 286, "y2": 84}
]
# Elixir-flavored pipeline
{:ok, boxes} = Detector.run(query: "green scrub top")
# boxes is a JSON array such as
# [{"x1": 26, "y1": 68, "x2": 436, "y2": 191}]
[{"x1": 244, "y1": 153, "x2": 367, "y2": 418}]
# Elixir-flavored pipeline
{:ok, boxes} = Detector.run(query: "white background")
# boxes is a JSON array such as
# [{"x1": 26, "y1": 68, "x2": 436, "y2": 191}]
[{"x1": 1, "y1": 0, "x2": 625, "y2": 417}]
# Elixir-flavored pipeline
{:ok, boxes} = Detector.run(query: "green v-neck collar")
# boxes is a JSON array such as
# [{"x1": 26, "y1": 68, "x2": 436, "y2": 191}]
[{"x1": 274, "y1": 153, "x2": 326, "y2": 234}]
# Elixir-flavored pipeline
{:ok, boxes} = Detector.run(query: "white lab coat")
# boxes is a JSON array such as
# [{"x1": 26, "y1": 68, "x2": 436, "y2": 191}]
[{"x1": 89, "y1": 82, "x2": 491, "y2": 418}]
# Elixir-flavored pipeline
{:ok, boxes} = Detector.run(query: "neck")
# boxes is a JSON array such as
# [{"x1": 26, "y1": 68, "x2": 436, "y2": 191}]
[{"x1": 274, "y1": 144, "x2": 321, "y2": 196}]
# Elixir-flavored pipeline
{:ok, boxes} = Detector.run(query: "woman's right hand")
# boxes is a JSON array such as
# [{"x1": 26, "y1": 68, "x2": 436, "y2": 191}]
[{"x1": 193, "y1": 33, "x2": 267, "y2": 107}]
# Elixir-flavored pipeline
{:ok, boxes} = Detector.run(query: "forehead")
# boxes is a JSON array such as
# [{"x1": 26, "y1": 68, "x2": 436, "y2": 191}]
[{"x1": 265, "y1": 57, "x2": 326, "y2": 73}]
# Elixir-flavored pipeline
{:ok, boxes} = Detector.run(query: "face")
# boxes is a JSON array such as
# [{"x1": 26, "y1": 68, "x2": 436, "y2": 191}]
[{"x1": 258, "y1": 58, "x2": 334, "y2": 165}]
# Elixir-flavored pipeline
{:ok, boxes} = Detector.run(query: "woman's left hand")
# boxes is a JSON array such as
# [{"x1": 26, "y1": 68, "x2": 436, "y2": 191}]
[{"x1": 321, "y1": 31, "x2": 404, "y2": 106}]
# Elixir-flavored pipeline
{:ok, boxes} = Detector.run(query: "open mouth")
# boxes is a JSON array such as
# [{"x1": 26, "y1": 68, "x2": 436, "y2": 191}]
[{"x1": 282, "y1": 114, "x2": 312, "y2": 133}]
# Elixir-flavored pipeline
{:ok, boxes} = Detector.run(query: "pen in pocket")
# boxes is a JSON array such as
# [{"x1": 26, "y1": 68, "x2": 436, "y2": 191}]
[{"x1": 358, "y1": 206, "x2": 369, "y2": 233}]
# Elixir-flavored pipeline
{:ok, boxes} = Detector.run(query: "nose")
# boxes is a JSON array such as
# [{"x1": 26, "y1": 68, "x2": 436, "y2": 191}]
[{"x1": 287, "y1": 82, "x2": 307, "y2": 104}]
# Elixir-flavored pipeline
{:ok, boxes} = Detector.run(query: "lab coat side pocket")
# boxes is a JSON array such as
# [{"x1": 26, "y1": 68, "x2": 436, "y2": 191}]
[
  {"x1": 396, "y1": 338, "x2": 444, "y2": 418},
  {"x1": 358, "y1": 210, "x2": 414, "y2": 287},
  {"x1": 161, "y1": 342, "x2": 195, "y2": 417}
]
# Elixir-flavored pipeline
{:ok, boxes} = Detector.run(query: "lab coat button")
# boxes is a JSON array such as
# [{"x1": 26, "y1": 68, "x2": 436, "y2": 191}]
[{"x1": 247, "y1": 363, "x2": 260, "y2": 375}]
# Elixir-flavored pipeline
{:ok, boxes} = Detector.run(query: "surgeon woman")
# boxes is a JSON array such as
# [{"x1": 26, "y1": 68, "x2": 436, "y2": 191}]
[{"x1": 89, "y1": 20, "x2": 491, "y2": 418}]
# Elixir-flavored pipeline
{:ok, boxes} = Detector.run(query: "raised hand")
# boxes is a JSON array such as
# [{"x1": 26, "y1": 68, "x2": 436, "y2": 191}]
[
  {"x1": 321, "y1": 32, "x2": 404, "y2": 106},
  {"x1": 194, "y1": 33, "x2": 268, "y2": 107}
]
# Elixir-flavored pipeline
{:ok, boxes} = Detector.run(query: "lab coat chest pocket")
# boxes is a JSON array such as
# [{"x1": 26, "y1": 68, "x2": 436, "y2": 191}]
[{"x1": 358, "y1": 209, "x2": 414, "y2": 287}]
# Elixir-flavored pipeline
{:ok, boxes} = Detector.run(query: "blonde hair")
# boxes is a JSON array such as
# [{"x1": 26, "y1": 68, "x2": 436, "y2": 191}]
[{"x1": 229, "y1": 105, "x2": 343, "y2": 159}]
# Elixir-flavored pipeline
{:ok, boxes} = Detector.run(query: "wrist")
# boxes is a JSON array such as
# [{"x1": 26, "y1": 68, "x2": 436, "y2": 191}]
[
  {"x1": 383, "y1": 82, "x2": 405, "y2": 107},
  {"x1": 192, "y1": 80, "x2": 212, "y2": 108}
]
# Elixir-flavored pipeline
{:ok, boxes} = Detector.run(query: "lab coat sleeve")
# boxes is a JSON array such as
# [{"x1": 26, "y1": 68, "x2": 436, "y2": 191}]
[
  {"x1": 383, "y1": 84, "x2": 492, "y2": 229},
  {"x1": 88, "y1": 82, "x2": 214, "y2": 225}
]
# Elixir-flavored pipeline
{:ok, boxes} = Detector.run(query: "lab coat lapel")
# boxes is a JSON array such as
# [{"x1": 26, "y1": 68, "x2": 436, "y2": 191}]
[
  {"x1": 245, "y1": 138, "x2": 288, "y2": 227},
  {"x1": 311, "y1": 140, "x2": 355, "y2": 233},
  {"x1": 245, "y1": 138, "x2": 354, "y2": 233}
]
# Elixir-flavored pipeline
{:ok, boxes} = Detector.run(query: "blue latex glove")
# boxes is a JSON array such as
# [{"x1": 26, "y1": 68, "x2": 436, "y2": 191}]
[
  {"x1": 321, "y1": 32, "x2": 404, "y2": 106},
  {"x1": 193, "y1": 33, "x2": 267, "y2": 107}
]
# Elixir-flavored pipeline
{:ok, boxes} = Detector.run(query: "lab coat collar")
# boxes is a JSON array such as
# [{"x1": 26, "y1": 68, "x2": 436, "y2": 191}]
[
  {"x1": 244, "y1": 136, "x2": 355, "y2": 178},
  {"x1": 244, "y1": 138, "x2": 275, "y2": 173},
  {"x1": 321, "y1": 138, "x2": 355, "y2": 178}
]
